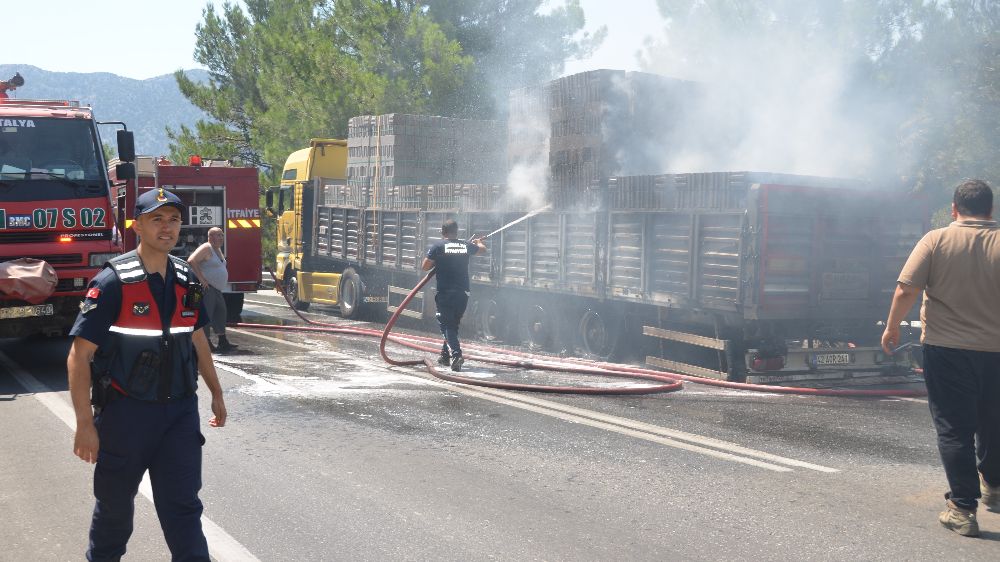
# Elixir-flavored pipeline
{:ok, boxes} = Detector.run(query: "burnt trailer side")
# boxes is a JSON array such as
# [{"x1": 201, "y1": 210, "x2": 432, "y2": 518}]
[{"x1": 599, "y1": 172, "x2": 927, "y2": 382}]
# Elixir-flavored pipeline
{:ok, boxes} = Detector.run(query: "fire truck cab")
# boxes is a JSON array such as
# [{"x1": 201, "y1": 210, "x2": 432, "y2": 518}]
[
  {"x1": 108, "y1": 156, "x2": 262, "y2": 320},
  {"x1": 0, "y1": 97, "x2": 134, "y2": 337}
]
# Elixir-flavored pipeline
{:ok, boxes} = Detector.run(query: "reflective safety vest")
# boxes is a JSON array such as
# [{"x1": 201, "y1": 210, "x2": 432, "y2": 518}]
[{"x1": 92, "y1": 250, "x2": 201, "y2": 402}]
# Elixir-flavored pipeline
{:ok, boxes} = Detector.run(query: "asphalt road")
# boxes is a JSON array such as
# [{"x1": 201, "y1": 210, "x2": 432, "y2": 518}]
[{"x1": 1, "y1": 292, "x2": 998, "y2": 561}]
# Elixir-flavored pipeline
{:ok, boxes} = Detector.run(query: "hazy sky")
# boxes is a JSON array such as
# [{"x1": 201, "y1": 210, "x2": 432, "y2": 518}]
[{"x1": 6, "y1": 0, "x2": 663, "y2": 80}]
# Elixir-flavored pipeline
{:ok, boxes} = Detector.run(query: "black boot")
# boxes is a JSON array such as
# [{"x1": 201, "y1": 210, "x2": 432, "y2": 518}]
[
  {"x1": 437, "y1": 353, "x2": 450, "y2": 367},
  {"x1": 217, "y1": 335, "x2": 238, "y2": 352}
]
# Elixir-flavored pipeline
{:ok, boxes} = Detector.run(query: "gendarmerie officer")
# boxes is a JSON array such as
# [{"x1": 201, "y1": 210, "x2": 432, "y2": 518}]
[
  {"x1": 421, "y1": 219, "x2": 486, "y2": 372},
  {"x1": 67, "y1": 188, "x2": 228, "y2": 561}
]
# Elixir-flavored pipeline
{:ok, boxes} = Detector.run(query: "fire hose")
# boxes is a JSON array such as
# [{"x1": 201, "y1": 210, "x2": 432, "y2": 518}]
[{"x1": 233, "y1": 267, "x2": 926, "y2": 398}]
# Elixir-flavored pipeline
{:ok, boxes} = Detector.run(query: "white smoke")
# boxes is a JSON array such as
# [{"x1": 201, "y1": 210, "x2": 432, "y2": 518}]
[{"x1": 505, "y1": 87, "x2": 551, "y2": 210}]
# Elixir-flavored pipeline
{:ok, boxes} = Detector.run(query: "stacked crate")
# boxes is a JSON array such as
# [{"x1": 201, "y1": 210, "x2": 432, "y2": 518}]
[
  {"x1": 508, "y1": 70, "x2": 699, "y2": 208},
  {"x1": 606, "y1": 175, "x2": 675, "y2": 210},
  {"x1": 320, "y1": 181, "x2": 368, "y2": 208},
  {"x1": 373, "y1": 183, "x2": 505, "y2": 212},
  {"x1": 347, "y1": 114, "x2": 505, "y2": 196}
]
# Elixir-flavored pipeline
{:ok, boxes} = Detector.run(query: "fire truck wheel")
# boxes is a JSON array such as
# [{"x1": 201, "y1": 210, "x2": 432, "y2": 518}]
[
  {"x1": 339, "y1": 268, "x2": 365, "y2": 319},
  {"x1": 287, "y1": 270, "x2": 310, "y2": 311},
  {"x1": 578, "y1": 308, "x2": 622, "y2": 360}
]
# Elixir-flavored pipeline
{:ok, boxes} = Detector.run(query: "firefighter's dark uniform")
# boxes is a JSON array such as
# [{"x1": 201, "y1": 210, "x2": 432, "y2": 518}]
[
  {"x1": 426, "y1": 238, "x2": 479, "y2": 361},
  {"x1": 71, "y1": 249, "x2": 211, "y2": 562}
]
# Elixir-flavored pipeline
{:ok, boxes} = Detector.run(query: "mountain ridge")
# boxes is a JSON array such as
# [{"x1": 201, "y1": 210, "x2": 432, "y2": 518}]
[{"x1": 0, "y1": 64, "x2": 209, "y2": 157}]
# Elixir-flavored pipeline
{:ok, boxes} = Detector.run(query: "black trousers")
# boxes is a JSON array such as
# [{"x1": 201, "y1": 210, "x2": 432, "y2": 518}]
[
  {"x1": 923, "y1": 344, "x2": 1000, "y2": 510},
  {"x1": 435, "y1": 290, "x2": 469, "y2": 359}
]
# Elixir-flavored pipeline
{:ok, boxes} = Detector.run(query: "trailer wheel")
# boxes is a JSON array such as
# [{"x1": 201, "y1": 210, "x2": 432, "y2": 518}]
[
  {"x1": 465, "y1": 299, "x2": 484, "y2": 339},
  {"x1": 480, "y1": 299, "x2": 506, "y2": 342},
  {"x1": 287, "y1": 270, "x2": 310, "y2": 311},
  {"x1": 579, "y1": 308, "x2": 622, "y2": 360},
  {"x1": 339, "y1": 268, "x2": 365, "y2": 319},
  {"x1": 522, "y1": 304, "x2": 555, "y2": 351}
]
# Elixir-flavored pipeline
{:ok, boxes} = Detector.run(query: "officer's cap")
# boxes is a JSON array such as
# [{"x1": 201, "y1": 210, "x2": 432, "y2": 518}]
[{"x1": 135, "y1": 188, "x2": 184, "y2": 216}]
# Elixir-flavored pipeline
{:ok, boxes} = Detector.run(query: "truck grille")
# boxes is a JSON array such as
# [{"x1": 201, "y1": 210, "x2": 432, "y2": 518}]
[
  {"x1": 0, "y1": 254, "x2": 83, "y2": 265},
  {"x1": 0, "y1": 230, "x2": 112, "y2": 243},
  {"x1": 56, "y1": 278, "x2": 84, "y2": 292}
]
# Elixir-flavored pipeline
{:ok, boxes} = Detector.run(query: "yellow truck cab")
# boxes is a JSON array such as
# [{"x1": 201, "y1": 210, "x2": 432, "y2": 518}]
[{"x1": 271, "y1": 139, "x2": 347, "y2": 311}]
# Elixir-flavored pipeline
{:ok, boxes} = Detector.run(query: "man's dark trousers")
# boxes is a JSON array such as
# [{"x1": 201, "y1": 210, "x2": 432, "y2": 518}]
[
  {"x1": 923, "y1": 344, "x2": 1000, "y2": 510},
  {"x1": 88, "y1": 395, "x2": 208, "y2": 562},
  {"x1": 435, "y1": 290, "x2": 469, "y2": 359}
]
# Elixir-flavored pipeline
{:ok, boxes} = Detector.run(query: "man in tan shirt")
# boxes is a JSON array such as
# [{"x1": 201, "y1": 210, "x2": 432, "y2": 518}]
[{"x1": 883, "y1": 179, "x2": 1000, "y2": 537}]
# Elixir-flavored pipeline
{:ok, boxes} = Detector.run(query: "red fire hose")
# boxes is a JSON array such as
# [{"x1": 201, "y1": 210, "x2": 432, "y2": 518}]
[{"x1": 234, "y1": 270, "x2": 926, "y2": 398}]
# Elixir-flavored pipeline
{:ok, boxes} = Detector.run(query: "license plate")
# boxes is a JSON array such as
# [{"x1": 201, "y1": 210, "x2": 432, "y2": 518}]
[
  {"x1": 814, "y1": 353, "x2": 851, "y2": 366},
  {"x1": 0, "y1": 303, "x2": 54, "y2": 320}
]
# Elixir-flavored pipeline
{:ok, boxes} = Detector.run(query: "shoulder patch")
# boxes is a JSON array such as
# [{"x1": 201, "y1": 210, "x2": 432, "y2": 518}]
[
  {"x1": 86, "y1": 287, "x2": 101, "y2": 299},
  {"x1": 80, "y1": 301, "x2": 98, "y2": 314}
]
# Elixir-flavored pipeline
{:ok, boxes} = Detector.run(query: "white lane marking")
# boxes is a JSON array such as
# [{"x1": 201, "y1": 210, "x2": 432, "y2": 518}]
[
  {"x1": 0, "y1": 351, "x2": 260, "y2": 562},
  {"x1": 233, "y1": 329, "x2": 833, "y2": 473},
  {"x1": 457, "y1": 384, "x2": 838, "y2": 473},
  {"x1": 894, "y1": 397, "x2": 928, "y2": 404},
  {"x1": 137, "y1": 476, "x2": 259, "y2": 562},
  {"x1": 228, "y1": 327, "x2": 314, "y2": 350},
  {"x1": 451, "y1": 385, "x2": 794, "y2": 472},
  {"x1": 2, "y1": 351, "x2": 77, "y2": 428}
]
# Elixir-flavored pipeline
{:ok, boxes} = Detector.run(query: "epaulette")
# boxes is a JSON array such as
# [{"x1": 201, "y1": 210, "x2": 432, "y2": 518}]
[
  {"x1": 107, "y1": 250, "x2": 146, "y2": 284},
  {"x1": 168, "y1": 255, "x2": 193, "y2": 287}
]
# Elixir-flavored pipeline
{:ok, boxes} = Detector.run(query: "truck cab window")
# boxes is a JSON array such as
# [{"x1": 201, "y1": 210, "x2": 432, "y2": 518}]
[{"x1": 0, "y1": 118, "x2": 103, "y2": 196}]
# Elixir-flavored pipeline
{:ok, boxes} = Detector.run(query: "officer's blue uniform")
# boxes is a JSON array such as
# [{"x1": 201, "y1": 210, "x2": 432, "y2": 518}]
[
  {"x1": 426, "y1": 238, "x2": 479, "y2": 360},
  {"x1": 71, "y1": 248, "x2": 211, "y2": 562}
]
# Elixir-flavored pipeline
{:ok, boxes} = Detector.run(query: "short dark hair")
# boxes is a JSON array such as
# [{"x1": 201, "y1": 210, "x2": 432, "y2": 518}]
[
  {"x1": 441, "y1": 219, "x2": 458, "y2": 237},
  {"x1": 953, "y1": 179, "x2": 994, "y2": 217}
]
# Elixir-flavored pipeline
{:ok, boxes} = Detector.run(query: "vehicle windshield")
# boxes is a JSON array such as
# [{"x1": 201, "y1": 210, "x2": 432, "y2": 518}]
[{"x1": 0, "y1": 117, "x2": 104, "y2": 187}]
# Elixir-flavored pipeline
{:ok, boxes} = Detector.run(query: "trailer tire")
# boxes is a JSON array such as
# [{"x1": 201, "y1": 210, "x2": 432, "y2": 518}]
[
  {"x1": 522, "y1": 303, "x2": 555, "y2": 351},
  {"x1": 465, "y1": 298, "x2": 484, "y2": 339},
  {"x1": 223, "y1": 292, "x2": 245, "y2": 323},
  {"x1": 287, "y1": 270, "x2": 310, "y2": 311},
  {"x1": 479, "y1": 298, "x2": 507, "y2": 342},
  {"x1": 339, "y1": 268, "x2": 365, "y2": 319},
  {"x1": 579, "y1": 308, "x2": 622, "y2": 360}
]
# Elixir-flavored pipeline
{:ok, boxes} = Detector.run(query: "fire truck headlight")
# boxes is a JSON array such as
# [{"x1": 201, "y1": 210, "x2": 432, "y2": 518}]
[{"x1": 89, "y1": 253, "x2": 119, "y2": 267}]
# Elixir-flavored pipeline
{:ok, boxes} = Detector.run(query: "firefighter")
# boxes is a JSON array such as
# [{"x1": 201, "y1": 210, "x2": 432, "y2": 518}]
[
  {"x1": 66, "y1": 187, "x2": 227, "y2": 561},
  {"x1": 0, "y1": 72, "x2": 24, "y2": 99},
  {"x1": 421, "y1": 219, "x2": 487, "y2": 372}
]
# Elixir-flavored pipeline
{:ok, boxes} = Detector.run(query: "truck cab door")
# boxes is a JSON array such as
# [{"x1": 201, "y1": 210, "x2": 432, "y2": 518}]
[{"x1": 275, "y1": 184, "x2": 296, "y2": 274}]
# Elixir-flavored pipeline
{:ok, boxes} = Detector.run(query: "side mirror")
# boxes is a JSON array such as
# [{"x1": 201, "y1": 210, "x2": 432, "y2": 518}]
[
  {"x1": 278, "y1": 192, "x2": 285, "y2": 215},
  {"x1": 265, "y1": 190, "x2": 274, "y2": 209},
  {"x1": 116, "y1": 130, "x2": 136, "y2": 162},
  {"x1": 115, "y1": 162, "x2": 136, "y2": 180}
]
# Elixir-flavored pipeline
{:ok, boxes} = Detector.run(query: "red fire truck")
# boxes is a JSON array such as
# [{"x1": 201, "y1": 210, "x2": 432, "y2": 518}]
[
  {"x1": 108, "y1": 156, "x2": 262, "y2": 320},
  {"x1": 0, "y1": 97, "x2": 135, "y2": 337}
]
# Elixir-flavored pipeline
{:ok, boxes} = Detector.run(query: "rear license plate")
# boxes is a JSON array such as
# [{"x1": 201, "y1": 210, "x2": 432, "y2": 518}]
[
  {"x1": 0, "y1": 303, "x2": 54, "y2": 320},
  {"x1": 814, "y1": 353, "x2": 851, "y2": 366}
]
